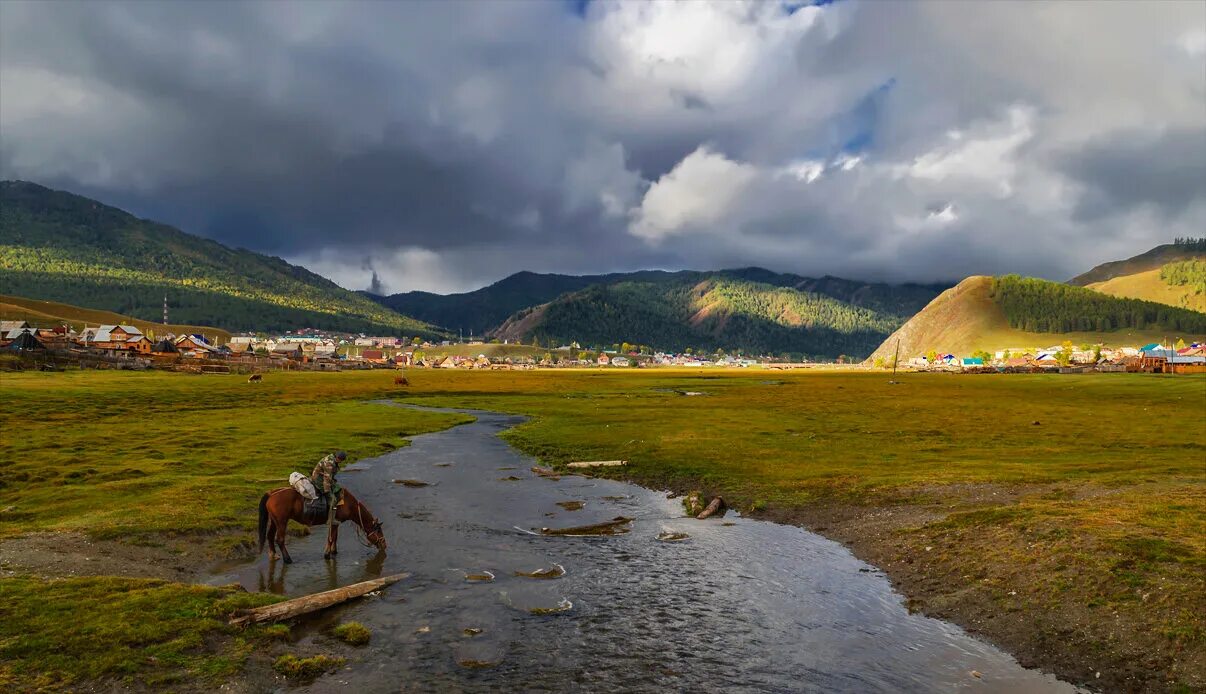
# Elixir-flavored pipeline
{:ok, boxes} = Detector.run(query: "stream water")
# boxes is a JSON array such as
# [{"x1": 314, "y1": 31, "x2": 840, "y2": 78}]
[{"x1": 210, "y1": 408, "x2": 1080, "y2": 693}]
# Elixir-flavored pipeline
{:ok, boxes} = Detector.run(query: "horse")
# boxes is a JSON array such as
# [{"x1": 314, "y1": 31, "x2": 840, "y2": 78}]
[{"x1": 258, "y1": 487, "x2": 386, "y2": 563}]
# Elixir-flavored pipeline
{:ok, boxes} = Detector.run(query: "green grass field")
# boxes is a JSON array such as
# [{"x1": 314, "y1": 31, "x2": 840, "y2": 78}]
[
  {"x1": 0, "y1": 370, "x2": 471, "y2": 688},
  {"x1": 2, "y1": 368, "x2": 1203, "y2": 690},
  {"x1": 397, "y1": 368, "x2": 1206, "y2": 691}
]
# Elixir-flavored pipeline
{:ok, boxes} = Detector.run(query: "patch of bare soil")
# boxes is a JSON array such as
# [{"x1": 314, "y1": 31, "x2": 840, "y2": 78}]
[{"x1": 0, "y1": 531, "x2": 198, "y2": 581}]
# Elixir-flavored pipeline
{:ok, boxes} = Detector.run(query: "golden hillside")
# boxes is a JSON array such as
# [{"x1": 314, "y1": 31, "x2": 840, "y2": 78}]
[
  {"x1": 1086, "y1": 267, "x2": 1206, "y2": 313},
  {"x1": 0, "y1": 294, "x2": 231, "y2": 342},
  {"x1": 867, "y1": 276, "x2": 1200, "y2": 360}
]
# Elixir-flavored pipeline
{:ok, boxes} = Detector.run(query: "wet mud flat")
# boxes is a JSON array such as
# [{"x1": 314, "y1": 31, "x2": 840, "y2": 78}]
[{"x1": 211, "y1": 409, "x2": 1082, "y2": 693}]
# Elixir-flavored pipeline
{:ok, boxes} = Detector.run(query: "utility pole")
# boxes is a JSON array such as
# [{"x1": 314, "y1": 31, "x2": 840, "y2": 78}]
[
  {"x1": 892, "y1": 338, "x2": 900, "y2": 377},
  {"x1": 163, "y1": 295, "x2": 168, "y2": 326}
]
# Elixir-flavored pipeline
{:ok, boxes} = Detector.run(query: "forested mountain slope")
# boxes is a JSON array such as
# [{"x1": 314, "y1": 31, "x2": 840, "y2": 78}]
[
  {"x1": 375, "y1": 266, "x2": 946, "y2": 357},
  {"x1": 0, "y1": 181, "x2": 438, "y2": 335},
  {"x1": 491, "y1": 275, "x2": 940, "y2": 358}
]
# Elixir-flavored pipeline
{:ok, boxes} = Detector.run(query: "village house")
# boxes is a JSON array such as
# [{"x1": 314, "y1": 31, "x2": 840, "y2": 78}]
[
  {"x1": 175, "y1": 333, "x2": 218, "y2": 358},
  {"x1": 611, "y1": 356, "x2": 631, "y2": 367},
  {"x1": 597, "y1": 353, "x2": 610, "y2": 366},
  {"x1": 86, "y1": 325, "x2": 146, "y2": 351}
]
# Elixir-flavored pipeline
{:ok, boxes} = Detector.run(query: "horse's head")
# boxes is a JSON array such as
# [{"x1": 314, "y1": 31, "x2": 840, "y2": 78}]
[{"x1": 366, "y1": 519, "x2": 387, "y2": 551}]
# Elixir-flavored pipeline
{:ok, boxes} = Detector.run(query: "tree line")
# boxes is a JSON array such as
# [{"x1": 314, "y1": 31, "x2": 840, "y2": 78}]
[{"x1": 990, "y1": 275, "x2": 1206, "y2": 334}]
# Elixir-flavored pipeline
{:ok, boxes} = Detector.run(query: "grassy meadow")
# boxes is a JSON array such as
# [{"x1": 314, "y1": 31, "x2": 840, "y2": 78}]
[
  {"x1": 1, "y1": 367, "x2": 1203, "y2": 690},
  {"x1": 0, "y1": 370, "x2": 471, "y2": 688},
  {"x1": 398, "y1": 368, "x2": 1206, "y2": 691}
]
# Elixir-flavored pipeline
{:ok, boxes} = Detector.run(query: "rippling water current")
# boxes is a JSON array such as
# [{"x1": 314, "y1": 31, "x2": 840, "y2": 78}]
[{"x1": 211, "y1": 408, "x2": 1080, "y2": 693}]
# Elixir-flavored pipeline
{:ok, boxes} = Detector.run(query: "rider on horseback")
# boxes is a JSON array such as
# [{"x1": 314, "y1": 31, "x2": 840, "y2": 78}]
[{"x1": 311, "y1": 450, "x2": 347, "y2": 530}]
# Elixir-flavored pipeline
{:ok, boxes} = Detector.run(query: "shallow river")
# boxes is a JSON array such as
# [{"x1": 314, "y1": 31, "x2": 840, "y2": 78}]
[{"x1": 211, "y1": 408, "x2": 1080, "y2": 693}]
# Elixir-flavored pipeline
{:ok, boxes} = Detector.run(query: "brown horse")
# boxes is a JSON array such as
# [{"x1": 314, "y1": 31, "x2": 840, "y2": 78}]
[{"x1": 258, "y1": 487, "x2": 386, "y2": 563}]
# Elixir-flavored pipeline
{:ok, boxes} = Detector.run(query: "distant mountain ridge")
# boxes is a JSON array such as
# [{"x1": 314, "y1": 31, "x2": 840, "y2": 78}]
[
  {"x1": 369, "y1": 267, "x2": 948, "y2": 357},
  {"x1": 1070, "y1": 239, "x2": 1206, "y2": 286},
  {"x1": 0, "y1": 181, "x2": 439, "y2": 335},
  {"x1": 1069, "y1": 239, "x2": 1206, "y2": 312},
  {"x1": 488, "y1": 272, "x2": 947, "y2": 357}
]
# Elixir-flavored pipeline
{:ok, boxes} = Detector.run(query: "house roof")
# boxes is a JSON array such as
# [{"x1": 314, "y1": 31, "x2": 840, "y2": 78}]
[
  {"x1": 4, "y1": 326, "x2": 37, "y2": 339},
  {"x1": 5, "y1": 331, "x2": 45, "y2": 350},
  {"x1": 0, "y1": 320, "x2": 30, "y2": 334}
]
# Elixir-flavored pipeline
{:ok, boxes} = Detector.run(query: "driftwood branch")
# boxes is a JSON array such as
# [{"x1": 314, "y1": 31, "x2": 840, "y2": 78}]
[
  {"x1": 566, "y1": 460, "x2": 627, "y2": 469},
  {"x1": 229, "y1": 572, "x2": 410, "y2": 627}
]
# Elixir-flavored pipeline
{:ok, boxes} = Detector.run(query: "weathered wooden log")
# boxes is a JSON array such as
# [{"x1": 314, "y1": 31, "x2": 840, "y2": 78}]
[
  {"x1": 696, "y1": 496, "x2": 726, "y2": 520},
  {"x1": 538, "y1": 516, "x2": 633, "y2": 536},
  {"x1": 566, "y1": 460, "x2": 627, "y2": 469},
  {"x1": 229, "y1": 573, "x2": 409, "y2": 626}
]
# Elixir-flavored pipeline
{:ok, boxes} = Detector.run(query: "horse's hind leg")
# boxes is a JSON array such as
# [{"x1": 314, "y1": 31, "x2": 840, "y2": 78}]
[
  {"x1": 266, "y1": 518, "x2": 279, "y2": 561},
  {"x1": 276, "y1": 521, "x2": 293, "y2": 564}
]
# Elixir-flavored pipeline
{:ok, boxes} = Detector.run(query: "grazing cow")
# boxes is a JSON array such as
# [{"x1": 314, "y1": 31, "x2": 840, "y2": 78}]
[
  {"x1": 394, "y1": 375, "x2": 409, "y2": 386},
  {"x1": 247, "y1": 373, "x2": 263, "y2": 383}
]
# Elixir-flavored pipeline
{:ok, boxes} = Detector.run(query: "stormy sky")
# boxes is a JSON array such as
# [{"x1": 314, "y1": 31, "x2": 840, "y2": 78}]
[{"x1": 1, "y1": 1, "x2": 1204, "y2": 294}]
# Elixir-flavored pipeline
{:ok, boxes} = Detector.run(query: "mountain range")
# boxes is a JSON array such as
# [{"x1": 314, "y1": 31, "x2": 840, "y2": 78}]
[
  {"x1": 0, "y1": 181, "x2": 438, "y2": 336},
  {"x1": 3, "y1": 180, "x2": 1203, "y2": 359},
  {"x1": 372, "y1": 269, "x2": 948, "y2": 356}
]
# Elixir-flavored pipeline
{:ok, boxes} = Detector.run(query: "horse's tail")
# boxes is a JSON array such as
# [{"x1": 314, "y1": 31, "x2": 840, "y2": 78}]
[{"x1": 257, "y1": 493, "x2": 270, "y2": 555}]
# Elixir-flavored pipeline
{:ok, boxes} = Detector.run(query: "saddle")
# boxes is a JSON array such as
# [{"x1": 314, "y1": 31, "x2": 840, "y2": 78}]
[{"x1": 301, "y1": 491, "x2": 344, "y2": 524}]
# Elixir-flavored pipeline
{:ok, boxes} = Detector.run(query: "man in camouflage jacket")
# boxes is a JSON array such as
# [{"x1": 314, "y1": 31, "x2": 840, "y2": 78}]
[{"x1": 311, "y1": 451, "x2": 346, "y2": 528}]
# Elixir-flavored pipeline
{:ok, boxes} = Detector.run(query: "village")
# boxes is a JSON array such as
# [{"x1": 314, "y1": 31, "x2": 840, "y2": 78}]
[{"x1": 1, "y1": 318, "x2": 1203, "y2": 375}]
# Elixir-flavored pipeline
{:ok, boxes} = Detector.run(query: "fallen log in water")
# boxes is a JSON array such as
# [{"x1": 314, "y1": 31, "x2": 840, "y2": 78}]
[
  {"x1": 530, "y1": 466, "x2": 561, "y2": 479},
  {"x1": 697, "y1": 496, "x2": 726, "y2": 520},
  {"x1": 566, "y1": 460, "x2": 627, "y2": 469},
  {"x1": 229, "y1": 573, "x2": 409, "y2": 626},
  {"x1": 538, "y1": 516, "x2": 633, "y2": 536}
]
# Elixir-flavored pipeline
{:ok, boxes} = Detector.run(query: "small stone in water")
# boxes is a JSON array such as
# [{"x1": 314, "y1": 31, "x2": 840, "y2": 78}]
[
  {"x1": 416, "y1": 626, "x2": 430, "y2": 634},
  {"x1": 465, "y1": 571, "x2": 495, "y2": 583},
  {"x1": 393, "y1": 479, "x2": 430, "y2": 487},
  {"x1": 556, "y1": 501, "x2": 585, "y2": 511},
  {"x1": 656, "y1": 531, "x2": 689, "y2": 542},
  {"x1": 462, "y1": 628, "x2": 483, "y2": 636},
  {"x1": 529, "y1": 598, "x2": 573, "y2": 615},
  {"x1": 970, "y1": 670, "x2": 981, "y2": 679}
]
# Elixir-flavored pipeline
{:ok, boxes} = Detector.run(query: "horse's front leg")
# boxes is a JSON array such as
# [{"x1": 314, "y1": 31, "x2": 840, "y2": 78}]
[
  {"x1": 277, "y1": 521, "x2": 293, "y2": 564},
  {"x1": 324, "y1": 524, "x2": 339, "y2": 560}
]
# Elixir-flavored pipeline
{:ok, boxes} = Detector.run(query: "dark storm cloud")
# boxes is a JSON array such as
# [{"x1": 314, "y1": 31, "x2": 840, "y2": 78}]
[
  {"x1": 1061, "y1": 128, "x2": 1206, "y2": 221},
  {"x1": 2, "y1": 1, "x2": 1203, "y2": 293}
]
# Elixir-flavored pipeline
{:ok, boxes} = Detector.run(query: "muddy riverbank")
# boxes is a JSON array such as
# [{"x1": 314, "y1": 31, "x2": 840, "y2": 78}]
[{"x1": 203, "y1": 408, "x2": 1079, "y2": 693}]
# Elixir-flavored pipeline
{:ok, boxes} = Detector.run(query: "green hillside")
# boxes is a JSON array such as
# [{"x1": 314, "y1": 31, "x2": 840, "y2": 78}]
[
  {"x1": 0, "y1": 181, "x2": 439, "y2": 335},
  {"x1": 491, "y1": 275, "x2": 937, "y2": 358},
  {"x1": 376, "y1": 267, "x2": 945, "y2": 357},
  {"x1": 868, "y1": 275, "x2": 1206, "y2": 361}
]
